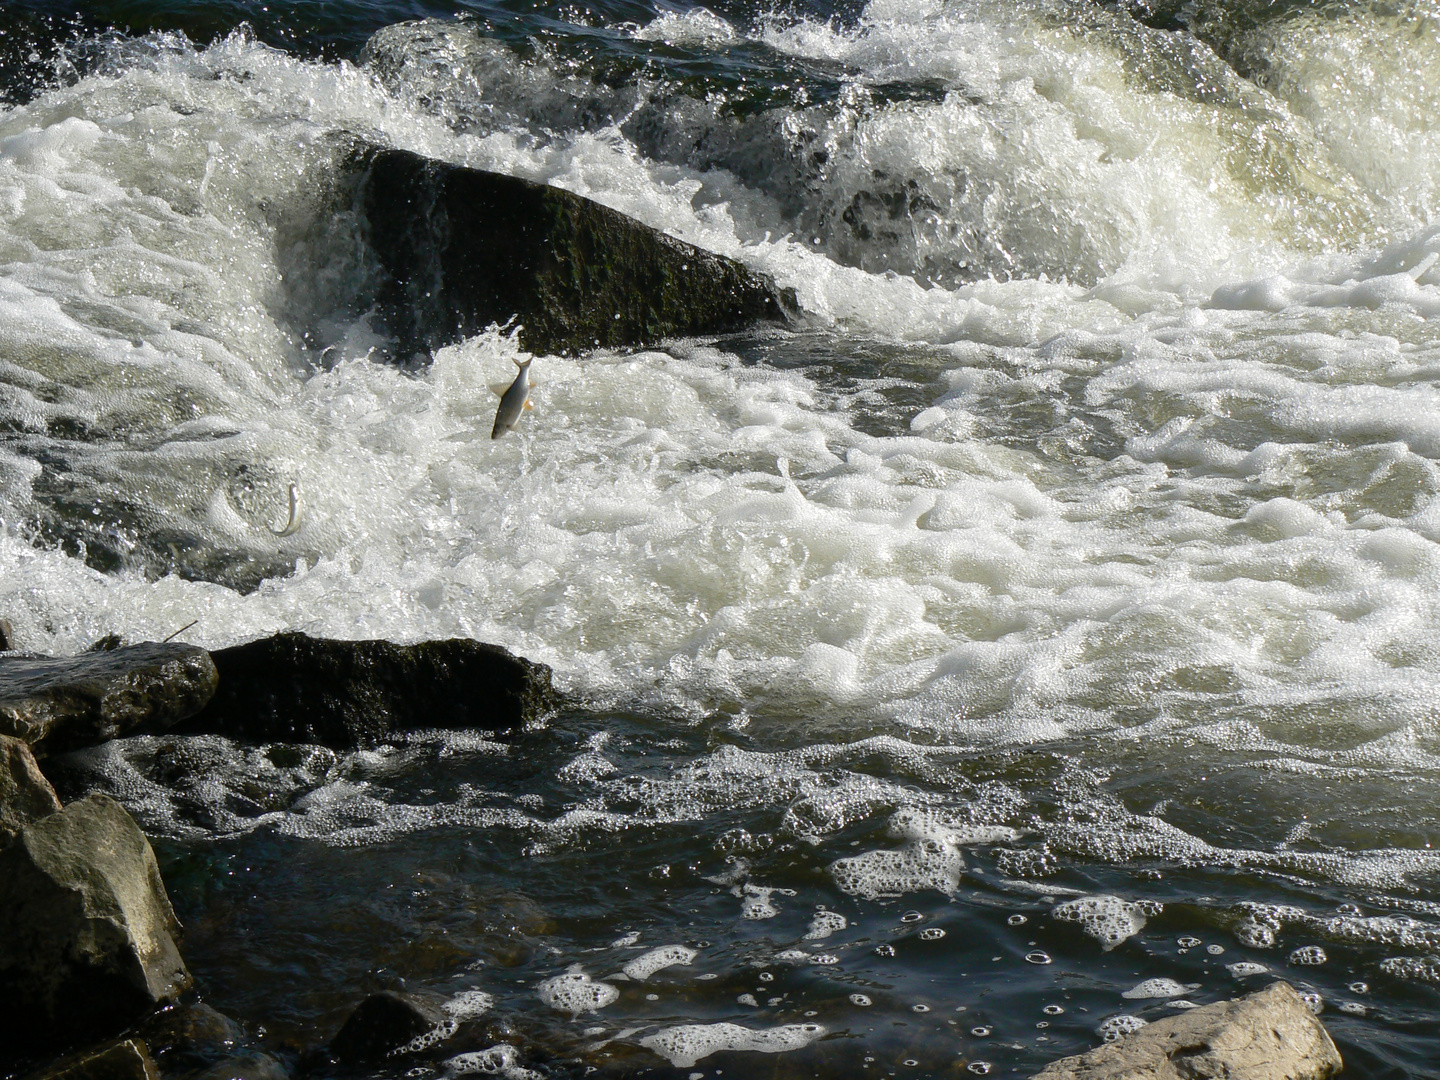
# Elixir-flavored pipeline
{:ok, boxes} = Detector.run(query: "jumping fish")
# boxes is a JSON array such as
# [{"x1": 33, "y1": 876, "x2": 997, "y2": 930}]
[
  {"x1": 491, "y1": 357, "x2": 534, "y2": 438},
  {"x1": 269, "y1": 482, "x2": 302, "y2": 537}
]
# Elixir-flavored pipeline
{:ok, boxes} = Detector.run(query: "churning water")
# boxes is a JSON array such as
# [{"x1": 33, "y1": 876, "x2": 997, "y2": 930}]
[{"x1": 4, "y1": 0, "x2": 1440, "y2": 1075}]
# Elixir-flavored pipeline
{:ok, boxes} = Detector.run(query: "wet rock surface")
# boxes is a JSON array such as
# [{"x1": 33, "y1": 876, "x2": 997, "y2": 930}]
[
  {"x1": 137, "y1": 1003, "x2": 244, "y2": 1077},
  {"x1": 330, "y1": 991, "x2": 451, "y2": 1064},
  {"x1": 0, "y1": 733, "x2": 62, "y2": 846},
  {"x1": 1031, "y1": 981, "x2": 1341, "y2": 1080},
  {"x1": 18, "y1": 1039, "x2": 161, "y2": 1080},
  {"x1": 0, "y1": 643, "x2": 219, "y2": 757},
  {"x1": 358, "y1": 145, "x2": 796, "y2": 357},
  {"x1": 177, "y1": 632, "x2": 556, "y2": 747},
  {"x1": 0, "y1": 794, "x2": 192, "y2": 1055},
  {"x1": 189, "y1": 1052, "x2": 287, "y2": 1080}
]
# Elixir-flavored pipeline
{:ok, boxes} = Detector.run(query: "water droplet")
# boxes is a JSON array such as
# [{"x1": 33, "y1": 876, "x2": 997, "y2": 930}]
[
  {"x1": 1007, "y1": 914, "x2": 1027, "y2": 926},
  {"x1": 1025, "y1": 951, "x2": 1052, "y2": 965},
  {"x1": 912, "y1": 1004, "x2": 930, "y2": 1013},
  {"x1": 1348, "y1": 981, "x2": 1369, "y2": 995},
  {"x1": 1042, "y1": 1005, "x2": 1064, "y2": 1015},
  {"x1": 970, "y1": 1026, "x2": 992, "y2": 1037},
  {"x1": 850, "y1": 994, "x2": 872, "y2": 1007},
  {"x1": 901, "y1": 911, "x2": 924, "y2": 923},
  {"x1": 967, "y1": 1062, "x2": 993, "y2": 1075}
]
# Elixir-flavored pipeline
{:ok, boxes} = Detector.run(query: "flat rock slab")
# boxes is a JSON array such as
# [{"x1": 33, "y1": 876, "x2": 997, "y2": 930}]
[
  {"x1": 177, "y1": 632, "x2": 556, "y2": 747},
  {"x1": 359, "y1": 146, "x2": 796, "y2": 357},
  {"x1": 0, "y1": 733, "x2": 61, "y2": 845},
  {"x1": 0, "y1": 643, "x2": 218, "y2": 757},
  {"x1": 20, "y1": 1039, "x2": 161, "y2": 1080},
  {"x1": 1032, "y1": 981, "x2": 1341, "y2": 1080},
  {"x1": 0, "y1": 795, "x2": 191, "y2": 1054}
]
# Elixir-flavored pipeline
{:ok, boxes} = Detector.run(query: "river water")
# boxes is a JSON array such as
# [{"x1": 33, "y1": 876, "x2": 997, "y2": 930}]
[{"x1": 3, "y1": 0, "x2": 1440, "y2": 1075}]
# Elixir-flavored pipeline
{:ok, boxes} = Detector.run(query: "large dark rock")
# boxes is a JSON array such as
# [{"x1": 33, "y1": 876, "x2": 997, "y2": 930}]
[
  {"x1": 19, "y1": 1039, "x2": 161, "y2": 1080},
  {"x1": 1031, "y1": 981, "x2": 1341, "y2": 1080},
  {"x1": 0, "y1": 795, "x2": 191, "y2": 1056},
  {"x1": 177, "y1": 632, "x2": 556, "y2": 747},
  {"x1": 0, "y1": 643, "x2": 219, "y2": 757},
  {"x1": 0, "y1": 733, "x2": 62, "y2": 847},
  {"x1": 359, "y1": 146, "x2": 796, "y2": 357},
  {"x1": 330, "y1": 991, "x2": 451, "y2": 1064}
]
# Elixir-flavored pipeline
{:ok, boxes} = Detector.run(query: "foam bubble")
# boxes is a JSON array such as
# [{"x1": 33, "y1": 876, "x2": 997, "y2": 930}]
[
  {"x1": 1289, "y1": 945, "x2": 1328, "y2": 966},
  {"x1": 537, "y1": 968, "x2": 619, "y2": 1015},
  {"x1": 1226, "y1": 962, "x2": 1269, "y2": 978},
  {"x1": 622, "y1": 946, "x2": 697, "y2": 981},
  {"x1": 443, "y1": 1045, "x2": 536, "y2": 1078},
  {"x1": 1097, "y1": 1015, "x2": 1148, "y2": 1042},
  {"x1": 804, "y1": 910, "x2": 848, "y2": 940},
  {"x1": 1121, "y1": 978, "x2": 1191, "y2": 1000},
  {"x1": 1052, "y1": 896, "x2": 1153, "y2": 951},
  {"x1": 640, "y1": 1022, "x2": 825, "y2": 1068},
  {"x1": 1379, "y1": 956, "x2": 1440, "y2": 984}
]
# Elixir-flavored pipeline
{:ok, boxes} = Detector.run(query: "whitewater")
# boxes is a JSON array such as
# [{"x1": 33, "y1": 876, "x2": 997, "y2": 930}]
[{"x1": 3, "y1": 0, "x2": 1440, "y2": 1074}]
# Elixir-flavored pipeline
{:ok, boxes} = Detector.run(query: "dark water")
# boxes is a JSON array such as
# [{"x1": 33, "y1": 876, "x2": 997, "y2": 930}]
[{"x1": 5, "y1": 0, "x2": 1440, "y2": 1076}]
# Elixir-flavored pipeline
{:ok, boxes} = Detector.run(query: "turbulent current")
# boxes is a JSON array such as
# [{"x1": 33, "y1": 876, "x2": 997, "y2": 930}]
[{"x1": 4, "y1": 0, "x2": 1440, "y2": 1075}]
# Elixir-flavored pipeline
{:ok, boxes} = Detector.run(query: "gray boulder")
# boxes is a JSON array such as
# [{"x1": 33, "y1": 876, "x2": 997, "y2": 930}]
[
  {"x1": 0, "y1": 733, "x2": 61, "y2": 846},
  {"x1": 0, "y1": 795, "x2": 192, "y2": 1053},
  {"x1": 0, "y1": 643, "x2": 218, "y2": 757},
  {"x1": 177, "y1": 632, "x2": 556, "y2": 747},
  {"x1": 358, "y1": 146, "x2": 796, "y2": 358},
  {"x1": 1031, "y1": 981, "x2": 1340, "y2": 1080}
]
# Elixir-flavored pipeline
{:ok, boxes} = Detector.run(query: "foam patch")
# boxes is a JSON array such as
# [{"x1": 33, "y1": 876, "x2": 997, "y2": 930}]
[
  {"x1": 1096, "y1": 1015, "x2": 1148, "y2": 1042},
  {"x1": 1120, "y1": 978, "x2": 1192, "y2": 999},
  {"x1": 1051, "y1": 895, "x2": 1156, "y2": 951},
  {"x1": 622, "y1": 945, "x2": 697, "y2": 981},
  {"x1": 640, "y1": 1022, "x2": 826, "y2": 1068},
  {"x1": 538, "y1": 968, "x2": 620, "y2": 1015},
  {"x1": 804, "y1": 910, "x2": 849, "y2": 939}
]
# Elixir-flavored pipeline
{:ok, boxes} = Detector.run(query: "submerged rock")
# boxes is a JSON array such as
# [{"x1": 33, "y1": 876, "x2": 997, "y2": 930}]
[
  {"x1": 177, "y1": 632, "x2": 555, "y2": 747},
  {"x1": 190, "y1": 1052, "x2": 287, "y2": 1080},
  {"x1": 0, "y1": 795, "x2": 192, "y2": 1054},
  {"x1": 0, "y1": 643, "x2": 219, "y2": 757},
  {"x1": 358, "y1": 146, "x2": 796, "y2": 357},
  {"x1": 0, "y1": 733, "x2": 62, "y2": 846},
  {"x1": 1031, "y1": 981, "x2": 1341, "y2": 1080},
  {"x1": 330, "y1": 991, "x2": 451, "y2": 1063},
  {"x1": 138, "y1": 1002, "x2": 244, "y2": 1077},
  {"x1": 19, "y1": 1039, "x2": 161, "y2": 1080}
]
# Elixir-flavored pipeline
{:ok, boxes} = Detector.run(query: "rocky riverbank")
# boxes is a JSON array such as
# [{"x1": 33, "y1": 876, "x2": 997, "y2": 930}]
[{"x1": 0, "y1": 633, "x2": 1343, "y2": 1080}]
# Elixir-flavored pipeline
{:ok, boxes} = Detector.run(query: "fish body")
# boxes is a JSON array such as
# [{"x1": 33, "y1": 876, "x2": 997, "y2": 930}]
[
  {"x1": 492, "y1": 357, "x2": 534, "y2": 438},
  {"x1": 269, "y1": 482, "x2": 302, "y2": 537}
]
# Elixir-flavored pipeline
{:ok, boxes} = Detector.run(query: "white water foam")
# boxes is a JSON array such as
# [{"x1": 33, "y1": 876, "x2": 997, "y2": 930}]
[
  {"x1": 639, "y1": 1021, "x2": 825, "y2": 1068},
  {"x1": 621, "y1": 945, "x2": 697, "y2": 981},
  {"x1": 0, "y1": 1, "x2": 1438, "y2": 906}
]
